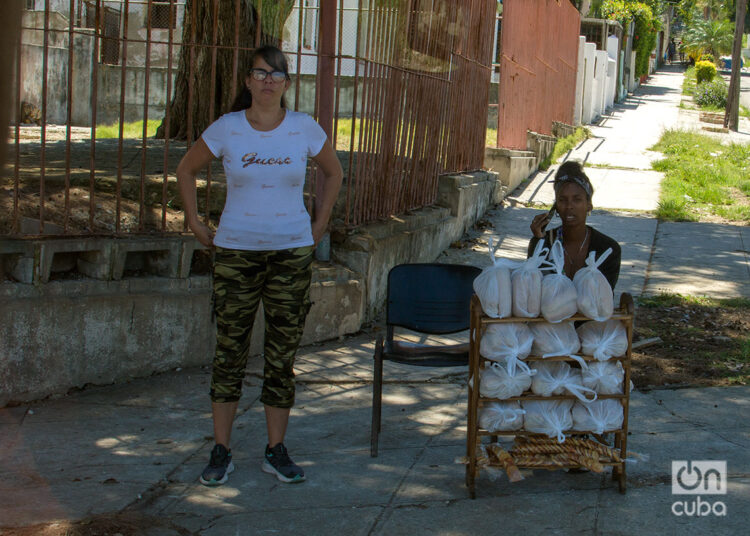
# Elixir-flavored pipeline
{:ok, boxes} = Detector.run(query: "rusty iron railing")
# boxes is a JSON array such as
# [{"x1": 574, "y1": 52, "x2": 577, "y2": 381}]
[
  {"x1": 3, "y1": 0, "x2": 495, "y2": 237},
  {"x1": 331, "y1": 0, "x2": 495, "y2": 226},
  {"x1": 495, "y1": 0, "x2": 580, "y2": 150}
]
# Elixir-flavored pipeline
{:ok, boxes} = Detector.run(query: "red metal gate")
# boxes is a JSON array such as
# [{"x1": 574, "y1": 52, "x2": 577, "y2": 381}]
[
  {"x1": 3, "y1": 0, "x2": 495, "y2": 236},
  {"x1": 496, "y1": 0, "x2": 580, "y2": 150}
]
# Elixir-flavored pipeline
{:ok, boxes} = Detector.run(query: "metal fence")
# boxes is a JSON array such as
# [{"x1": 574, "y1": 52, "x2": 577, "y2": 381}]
[
  {"x1": 494, "y1": 0, "x2": 580, "y2": 150},
  {"x1": 3, "y1": 0, "x2": 495, "y2": 237}
]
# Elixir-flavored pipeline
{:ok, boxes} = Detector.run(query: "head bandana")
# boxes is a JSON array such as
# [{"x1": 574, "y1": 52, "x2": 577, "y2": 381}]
[{"x1": 553, "y1": 174, "x2": 593, "y2": 200}]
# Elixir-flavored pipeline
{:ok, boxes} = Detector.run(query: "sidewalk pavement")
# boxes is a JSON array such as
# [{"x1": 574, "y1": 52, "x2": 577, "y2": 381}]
[
  {"x1": 2, "y1": 66, "x2": 749, "y2": 535},
  {"x1": 448, "y1": 65, "x2": 750, "y2": 299}
]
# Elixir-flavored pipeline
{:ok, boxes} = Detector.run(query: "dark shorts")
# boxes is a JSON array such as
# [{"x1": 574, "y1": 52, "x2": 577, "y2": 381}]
[{"x1": 210, "y1": 245, "x2": 313, "y2": 408}]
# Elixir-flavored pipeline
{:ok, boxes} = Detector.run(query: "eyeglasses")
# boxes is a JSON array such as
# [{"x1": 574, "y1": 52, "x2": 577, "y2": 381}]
[{"x1": 250, "y1": 68, "x2": 287, "y2": 83}]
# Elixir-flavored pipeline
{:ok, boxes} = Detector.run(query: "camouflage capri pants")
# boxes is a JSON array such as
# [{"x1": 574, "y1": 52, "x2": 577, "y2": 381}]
[{"x1": 210, "y1": 245, "x2": 313, "y2": 408}]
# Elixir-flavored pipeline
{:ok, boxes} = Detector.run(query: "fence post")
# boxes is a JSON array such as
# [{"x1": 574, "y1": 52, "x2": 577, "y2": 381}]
[{"x1": 314, "y1": 0, "x2": 336, "y2": 260}]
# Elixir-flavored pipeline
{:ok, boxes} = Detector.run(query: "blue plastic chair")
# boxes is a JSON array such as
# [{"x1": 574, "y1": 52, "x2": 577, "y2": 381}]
[{"x1": 370, "y1": 263, "x2": 481, "y2": 457}]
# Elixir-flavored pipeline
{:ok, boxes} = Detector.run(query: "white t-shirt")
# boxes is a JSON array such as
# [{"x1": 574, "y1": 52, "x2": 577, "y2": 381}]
[{"x1": 201, "y1": 109, "x2": 327, "y2": 251}]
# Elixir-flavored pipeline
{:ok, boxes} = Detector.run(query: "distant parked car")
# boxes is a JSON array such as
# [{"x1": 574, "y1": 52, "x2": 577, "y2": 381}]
[{"x1": 719, "y1": 56, "x2": 744, "y2": 69}]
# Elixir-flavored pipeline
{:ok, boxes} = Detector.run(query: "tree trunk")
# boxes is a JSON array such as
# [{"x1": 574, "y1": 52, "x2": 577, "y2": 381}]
[
  {"x1": 156, "y1": 0, "x2": 294, "y2": 141},
  {"x1": 724, "y1": 0, "x2": 747, "y2": 131}
]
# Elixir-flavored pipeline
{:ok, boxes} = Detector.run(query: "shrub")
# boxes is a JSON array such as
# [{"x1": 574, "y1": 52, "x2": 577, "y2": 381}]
[
  {"x1": 601, "y1": 1, "x2": 659, "y2": 77},
  {"x1": 695, "y1": 77, "x2": 727, "y2": 109},
  {"x1": 699, "y1": 54, "x2": 715, "y2": 64},
  {"x1": 695, "y1": 60, "x2": 717, "y2": 84}
]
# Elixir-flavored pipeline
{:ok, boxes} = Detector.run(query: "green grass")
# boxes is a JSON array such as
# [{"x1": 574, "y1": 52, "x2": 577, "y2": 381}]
[
  {"x1": 96, "y1": 119, "x2": 162, "y2": 139},
  {"x1": 650, "y1": 129, "x2": 750, "y2": 222},
  {"x1": 538, "y1": 127, "x2": 591, "y2": 170},
  {"x1": 486, "y1": 126, "x2": 497, "y2": 148},
  {"x1": 335, "y1": 117, "x2": 505, "y2": 152},
  {"x1": 682, "y1": 66, "x2": 697, "y2": 96},
  {"x1": 334, "y1": 117, "x2": 463, "y2": 153},
  {"x1": 697, "y1": 103, "x2": 725, "y2": 113},
  {"x1": 741, "y1": 105, "x2": 750, "y2": 119},
  {"x1": 637, "y1": 293, "x2": 750, "y2": 309},
  {"x1": 681, "y1": 66, "x2": 734, "y2": 113}
]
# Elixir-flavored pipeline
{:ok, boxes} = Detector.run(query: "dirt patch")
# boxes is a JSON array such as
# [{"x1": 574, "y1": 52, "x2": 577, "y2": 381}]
[
  {"x1": 0, "y1": 185, "x2": 189, "y2": 235},
  {"x1": 0, "y1": 511, "x2": 190, "y2": 536},
  {"x1": 2, "y1": 128, "x2": 225, "y2": 235},
  {"x1": 631, "y1": 300, "x2": 750, "y2": 389}
]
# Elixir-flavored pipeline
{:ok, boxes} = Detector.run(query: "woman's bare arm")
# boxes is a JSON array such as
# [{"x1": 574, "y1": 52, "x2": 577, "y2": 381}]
[{"x1": 176, "y1": 138, "x2": 217, "y2": 247}]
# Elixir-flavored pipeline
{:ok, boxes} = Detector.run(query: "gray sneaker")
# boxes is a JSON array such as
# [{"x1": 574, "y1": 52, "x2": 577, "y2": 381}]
[
  {"x1": 200, "y1": 444, "x2": 235, "y2": 486},
  {"x1": 262, "y1": 443, "x2": 306, "y2": 483}
]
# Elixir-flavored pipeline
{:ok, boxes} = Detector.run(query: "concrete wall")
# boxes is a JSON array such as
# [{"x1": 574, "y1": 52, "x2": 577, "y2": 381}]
[
  {"x1": 0, "y1": 277, "x2": 213, "y2": 405},
  {"x1": 20, "y1": 4, "x2": 188, "y2": 125},
  {"x1": 628, "y1": 51, "x2": 638, "y2": 93},
  {"x1": 0, "y1": 170, "x2": 499, "y2": 405},
  {"x1": 594, "y1": 50, "x2": 608, "y2": 119},
  {"x1": 572, "y1": 34, "x2": 623, "y2": 127},
  {"x1": 618, "y1": 50, "x2": 627, "y2": 102},
  {"x1": 573, "y1": 36, "x2": 586, "y2": 126},
  {"x1": 18, "y1": 12, "x2": 90, "y2": 125},
  {"x1": 0, "y1": 233, "x2": 364, "y2": 405},
  {"x1": 333, "y1": 171, "x2": 501, "y2": 322},
  {"x1": 21, "y1": 43, "x2": 177, "y2": 126},
  {"x1": 19, "y1": 47, "x2": 355, "y2": 126},
  {"x1": 484, "y1": 148, "x2": 536, "y2": 194},
  {"x1": 581, "y1": 42, "x2": 596, "y2": 125},
  {"x1": 95, "y1": 64, "x2": 177, "y2": 126},
  {"x1": 606, "y1": 57, "x2": 617, "y2": 110},
  {"x1": 606, "y1": 35, "x2": 619, "y2": 108}
]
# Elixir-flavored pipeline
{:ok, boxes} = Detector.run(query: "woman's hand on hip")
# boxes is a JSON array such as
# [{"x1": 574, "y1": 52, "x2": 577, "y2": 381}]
[
  {"x1": 189, "y1": 220, "x2": 215, "y2": 248},
  {"x1": 311, "y1": 218, "x2": 327, "y2": 246}
]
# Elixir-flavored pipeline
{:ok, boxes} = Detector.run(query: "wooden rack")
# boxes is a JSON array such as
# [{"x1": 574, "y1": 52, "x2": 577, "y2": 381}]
[{"x1": 465, "y1": 293, "x2": 635, "y2": 498}]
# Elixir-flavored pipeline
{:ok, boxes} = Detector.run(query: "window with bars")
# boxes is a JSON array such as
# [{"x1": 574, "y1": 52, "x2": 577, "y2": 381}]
[
  {"x1": 101, "y1": 7, "x2": 121, "y2": 64},
  {"x1": 150, "y1": 0, "x2": 177, "y2": 29},
  {"x1": 581, "y1": 21, "x2": 604, "y2": 50},
  {"x1": 83, "y1": 2, "x2": 121, "y2": 64},
  {"x1": 302, "y1": 0, "x2": 318, "y2": 50}
]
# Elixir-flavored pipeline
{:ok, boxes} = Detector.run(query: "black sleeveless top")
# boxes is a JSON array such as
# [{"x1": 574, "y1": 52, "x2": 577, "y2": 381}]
[{"x1": 527, "y1": 225, "x2": 621, "y2": 291}]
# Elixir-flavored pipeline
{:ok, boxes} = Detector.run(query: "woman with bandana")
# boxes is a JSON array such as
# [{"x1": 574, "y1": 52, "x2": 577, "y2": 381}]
[{"x1": 528, "y1": 160, "x2": 621, "y2": 291}]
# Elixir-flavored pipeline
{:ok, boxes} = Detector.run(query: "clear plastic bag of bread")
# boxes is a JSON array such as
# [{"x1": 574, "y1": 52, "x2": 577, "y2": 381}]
[
  {"x1": 511, "y1": 241, "x2": 550, "y2": 318},
  {"x1": 530, "y1": 321, "x2": 580, "y2": 358},
  {"x1": 480, "y1": 360, "x2": 535, "y2": 400},
  {"x1": 540, "y1": 240, "x2": 578, "y2": 323},
  {"x1": 473, "y1": 237, "x2": 520, "y2": 318},
  {"x1": 480, "y1": 323, "x2": 533, "y2": 363},
  {"x1": 522, "y1": 399, "x2": 574, "y2": 443},
  {"x1": 574, "y1": 248, "x2": 614, "y2": 321},
  {"x1": 531, "y1": 361, "x2": 597, "y2": 403},
  {"x1": 576, "y1": 319, "x2": 627, "y2": 361},
  {"x1": 572, "y1": 399, "x2": 624, "y2": 434},
  {"x1": 581, "y1": 360, "x2": 624, "y2": 394},
  {"x1": 479, "y1": 401, "x2": 526, "y2": 432}
]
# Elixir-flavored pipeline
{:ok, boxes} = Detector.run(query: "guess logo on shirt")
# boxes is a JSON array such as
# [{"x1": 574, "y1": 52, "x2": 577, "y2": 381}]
[{"x1": 242, "y1": 152, "x2": 292, "y2": 168}]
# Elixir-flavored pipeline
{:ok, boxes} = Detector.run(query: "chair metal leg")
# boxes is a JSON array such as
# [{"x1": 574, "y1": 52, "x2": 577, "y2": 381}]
[{"x1": 371, "y1": 335, "x2": 384, "y2": 457}]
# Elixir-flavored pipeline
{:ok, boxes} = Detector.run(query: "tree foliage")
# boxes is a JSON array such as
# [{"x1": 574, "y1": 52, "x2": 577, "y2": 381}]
[
  {"x1": 682, "y1": 12, "x2": 734, "y2": 59},
  {"x1": 677, "y1": 1, "x2": 739, "y2": 25},
  {"x1": 601, "y1": 1, "x2": 661, "y2": 77}
]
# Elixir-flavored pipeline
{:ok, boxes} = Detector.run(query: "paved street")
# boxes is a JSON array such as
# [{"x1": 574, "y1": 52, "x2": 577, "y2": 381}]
[{"x1": 740, "y1": 69, "x2": 749, "y2": 110}]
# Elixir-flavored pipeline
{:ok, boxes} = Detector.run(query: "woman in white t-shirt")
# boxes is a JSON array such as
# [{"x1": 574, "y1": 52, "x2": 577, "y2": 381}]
[{"x1": 177, "y1": 45, "x2": 343, "y2": 487}]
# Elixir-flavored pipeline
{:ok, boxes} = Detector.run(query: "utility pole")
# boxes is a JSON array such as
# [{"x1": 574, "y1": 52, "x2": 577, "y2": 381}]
[{"x1": 724, "y1": 0, "x2": 748, "y2": 131}]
